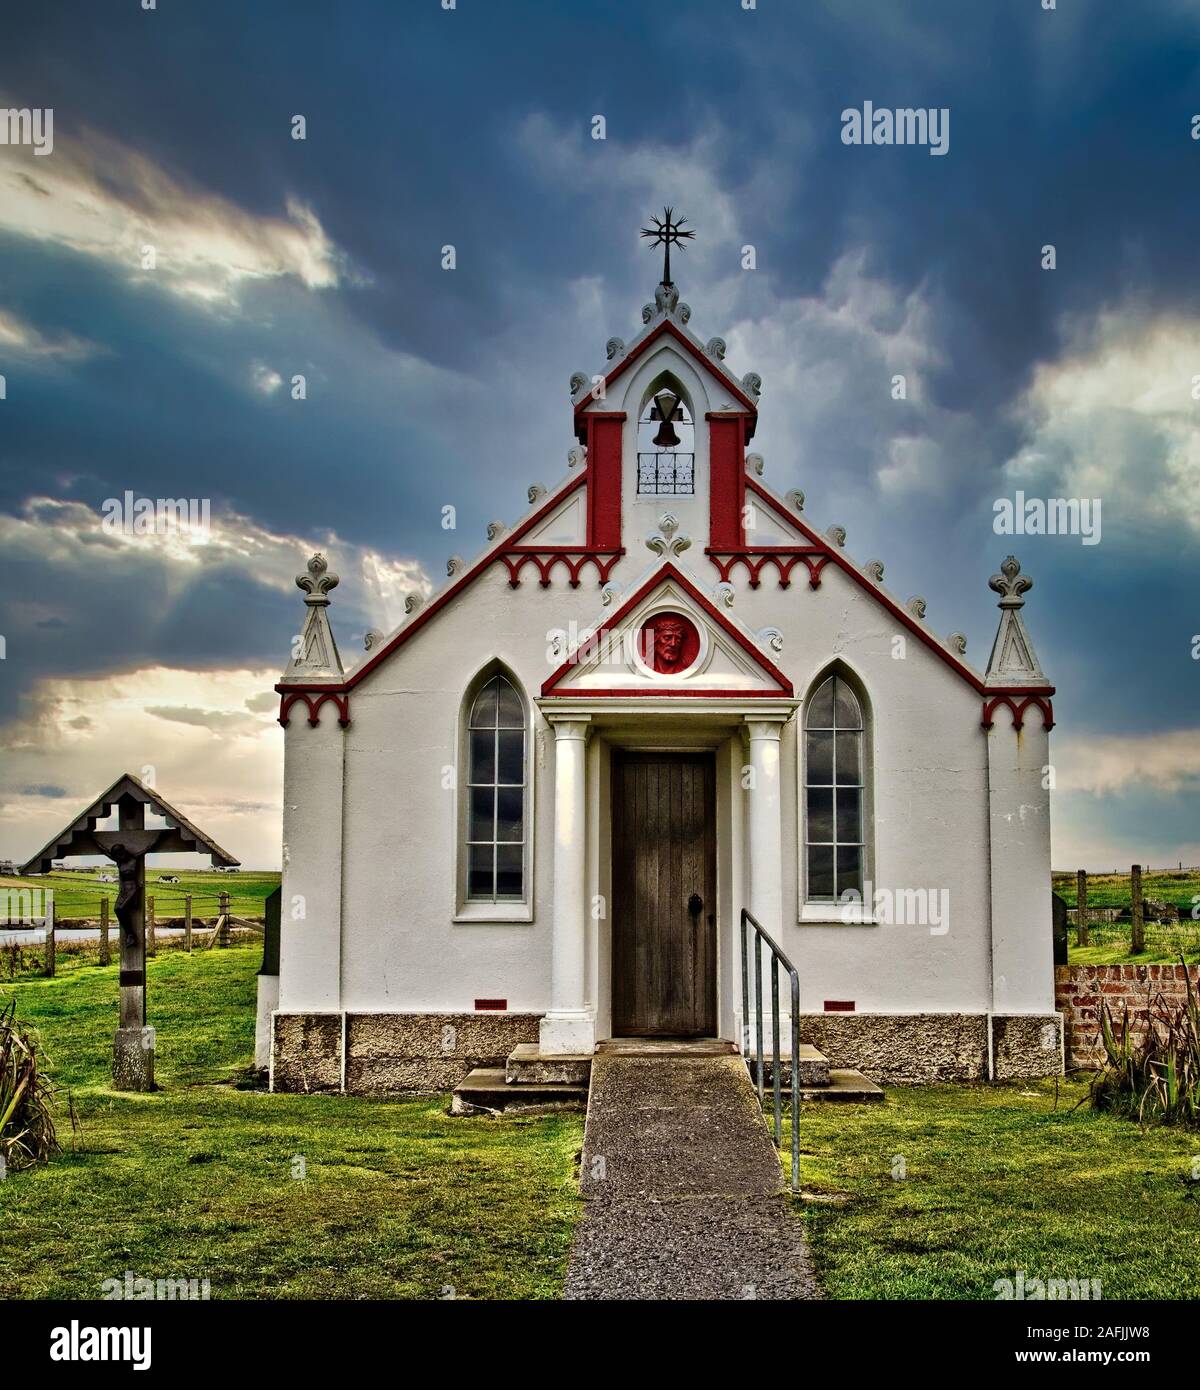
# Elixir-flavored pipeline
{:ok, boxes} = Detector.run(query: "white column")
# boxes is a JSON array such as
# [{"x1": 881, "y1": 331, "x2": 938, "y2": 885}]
[
  {"x1": 540, "y1": 716, "x2": 596, "y2": 1055},
  {"x1": 743, "y1": 717, "x2": 788, "y2": 1053},
  {"x1": 744, "y1": 717, "x2": 787, "y2": 934}
]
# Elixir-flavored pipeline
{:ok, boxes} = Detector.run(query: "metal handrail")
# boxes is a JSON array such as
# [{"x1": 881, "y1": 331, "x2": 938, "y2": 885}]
[{"x1": 740, "y1": 906, "x2": 801, "y2": 1193}]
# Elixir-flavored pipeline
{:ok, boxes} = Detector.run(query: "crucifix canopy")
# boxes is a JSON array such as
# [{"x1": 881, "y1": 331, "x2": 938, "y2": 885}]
[{"x1": 19, "y1": 772, "x2": 239, "y2": 873}]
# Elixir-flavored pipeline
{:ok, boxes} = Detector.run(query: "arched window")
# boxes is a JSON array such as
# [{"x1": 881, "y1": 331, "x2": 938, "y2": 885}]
[
  {"x1": 465, "y1": 671, "x2": 527, "y2": 902},
  {"x1": 804, "y1": 671, "x2": 866, "y2": 904}
]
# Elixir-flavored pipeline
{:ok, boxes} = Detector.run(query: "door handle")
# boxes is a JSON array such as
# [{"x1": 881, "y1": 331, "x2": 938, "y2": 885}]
[{"x1": 687, "y1": 893, "x2": 703, "y2": 916}]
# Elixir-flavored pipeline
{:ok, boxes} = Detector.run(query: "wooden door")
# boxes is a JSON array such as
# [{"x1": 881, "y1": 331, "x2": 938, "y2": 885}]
[{"x1": 611, "y1": 751, "x2": 716, "y2": 1037}]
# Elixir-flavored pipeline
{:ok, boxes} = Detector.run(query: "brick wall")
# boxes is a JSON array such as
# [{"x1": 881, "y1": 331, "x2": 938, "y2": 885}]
[{"x1": 1055, "y1": 964, "x2": 1199, "y2": 1069}]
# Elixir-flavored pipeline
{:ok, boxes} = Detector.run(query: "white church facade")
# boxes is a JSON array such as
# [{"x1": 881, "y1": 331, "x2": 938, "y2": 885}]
[{"x1": 268, "y1": 262, "x2": 1062, "y2": 1093}]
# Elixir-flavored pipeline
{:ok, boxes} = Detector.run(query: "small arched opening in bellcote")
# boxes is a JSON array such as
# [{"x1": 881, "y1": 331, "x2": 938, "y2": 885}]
[{"x1": 636, "y1": 371, "x2": 695, "y2": 497}]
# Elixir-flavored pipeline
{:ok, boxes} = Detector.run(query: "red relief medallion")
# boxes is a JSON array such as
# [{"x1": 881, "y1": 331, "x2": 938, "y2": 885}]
[{"x1": 639, "y1": 612, "x2": 701, "y2": 675}]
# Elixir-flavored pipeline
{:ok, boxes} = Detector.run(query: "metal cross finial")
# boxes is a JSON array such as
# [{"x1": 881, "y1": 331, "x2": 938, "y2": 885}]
[
  {"x1": 296, "y1": 552, "x2": 339, "y2": 606},
  {"x1": 640, "y1": 206, "x2": 696, "y2": 287}
]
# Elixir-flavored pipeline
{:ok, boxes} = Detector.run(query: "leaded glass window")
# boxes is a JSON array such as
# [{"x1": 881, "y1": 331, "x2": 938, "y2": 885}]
[
  {"x1": 805, "y1": 673, "x2": 865, "y2": 903},
  {"x1": 466, "y1": 673, "x2": 526, "y2": 901}
]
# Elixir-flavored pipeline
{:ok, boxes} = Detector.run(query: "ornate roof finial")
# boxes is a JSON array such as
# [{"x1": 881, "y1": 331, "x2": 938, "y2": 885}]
[
  {"x1": 985, "y1": 555, "x2": 1048, "y2": 686},
  {"x1": 285, "y1": 553, "x2": 343, "y2": 680},
  {"x1": 296, "y1": 552, "x2": 339, "y2": 606},
  {"x1": 989, "y1": 554, "x2": 1033, "y2": 609},
  {"x1": 640, "y1": 206, "x2": 695, "y2": 288}
]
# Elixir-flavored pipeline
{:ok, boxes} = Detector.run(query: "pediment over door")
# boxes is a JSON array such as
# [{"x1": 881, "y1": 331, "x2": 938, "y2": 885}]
[{"x1": 540, "y1": 562, "x2": 793, "y2": 698}]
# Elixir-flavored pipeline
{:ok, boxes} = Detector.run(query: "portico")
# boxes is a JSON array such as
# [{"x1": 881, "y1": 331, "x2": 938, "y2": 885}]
[{"x1": 535, "y1": 699, "x2": 797, "y2": 1057}]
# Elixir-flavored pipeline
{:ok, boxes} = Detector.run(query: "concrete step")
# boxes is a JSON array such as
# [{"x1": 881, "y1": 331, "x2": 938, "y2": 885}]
[
  {"x1": 451, "y1": 1067, "x2": 588, "y2": 1115},
  {"x1": 505, "y1": 1042, "x2": 592, "y2": 1086},
  {"x1": 747, "y1": 1044, "x2": 832, "y2": 1087},
  {"x1": 595, "y1": 1037, "x2": 739, "y2": 1057},
  {"x1": 798, "y1": 1068, "x2": 884, "y2": 1103}
]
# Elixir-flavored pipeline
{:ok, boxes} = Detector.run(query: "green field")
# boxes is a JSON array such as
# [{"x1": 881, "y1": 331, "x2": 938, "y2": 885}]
[
  {"x1": 1, "y1": 868, "x2": 281, "y2": 921},
  {"x1": 0, "y1": 947, "x2": 582, "y2": 1300},
  {"x1": 1052, "y1": 868, "x2": 1200, "y2": 964},
  {"x1": 4, "y1": 946, "x2": 1200, "y2": 1300},
  {"x1": 795, "y1": 1080, "x2": 1200, "y2": 1299}
]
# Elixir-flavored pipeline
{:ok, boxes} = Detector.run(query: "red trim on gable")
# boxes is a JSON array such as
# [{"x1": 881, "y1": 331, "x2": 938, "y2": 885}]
[
  {"x1": 276, "y1": 473, "x2": 592, "y2": 712},
  {"x1": 540, "y1": 560, "x2": 794, "y2": 698},
  {"x1": 982, "y1": 693, "x2": 1055, "y2": 732},
  {"x1": 574, "y1": 319, "x2": 759, "y2": 438},
  {"x1": 739, "y1": 475, "x2": 1056, "y2": 705}
]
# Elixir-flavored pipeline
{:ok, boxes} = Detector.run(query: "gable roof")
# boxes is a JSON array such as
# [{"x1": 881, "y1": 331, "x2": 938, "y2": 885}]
[
  {"x1": 541, "y1": 560, "x2": 793, "y2": 698},
  {"x1": 741, "y1": 476, "x2": 1054, "y2": 700},
  {"x1": 574, "y1": 318, "x2": 759, "y2": 438},
  {"x1": 283, "y1": 470, "x2": 592, "y2": 698},
  {"x1": 21, "y1": 772, "x2": 240, "y2": 873}
]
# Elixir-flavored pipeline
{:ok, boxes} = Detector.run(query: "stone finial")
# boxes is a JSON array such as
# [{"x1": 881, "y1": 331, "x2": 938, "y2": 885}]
[
  {"x1": 486, "y1": 520, "x2": 507, "y2": 542},
  {"x1": 296, "y1": 552, "x2": 339, "y2": 606},
  {"x1": 989, "y1": 554, "x2": 1033, "y2": 609},
  {"x1": 527, "y1": 484, "x2": 547, "y2": 505},
  {"x1": 741, "y1": 371, "x2": 762, "y2": 401},
  {"x1": 985, "y1": 555, "x2": 1047, "y2": 686},
  {"x1": 600, "y1": 582, "x2": 621, "y2": 607},
  {"x1": 642, "y1": 304, "x2": 654, "y2": 324},
  {"x1": 404, "y1": 592, "x2": 425, "y2": 616},
  {"x1": 947, "y1": 632, "x2": 967, "y2": 655},
  {"x1": 706, "y1": 336, "x2": 727, "y2": 361},
  {"x1": 569, "y1": 371, "x2": 588, "y2": 397},
  {"x1": 863, "y1": 559, "x2": 885, "y2": 583},
  {"x1": 567, "y1": 444, "x2": 587, "y2": 469},
  {"x1": 714, "y1": 581, "x2": 735, "y2": 609},
  {"x1": 646, "y1": 512, "x2": 691, "y2": 557},
  {"x1": 746, "y1": 453, "x2": 765, "y2": 477},
  {"x1": 907, "y1": 596, "x2": 927, "y2": 619},
  {"x1": 605, "y1": 337, "x2": 625, "y2": 361},
  {"x1": 678, "y1": 303, "x2": 691, "y2": 324},
  {"x1": 364, "y1": 628, "x2": 384, "y2": 651},
  {"x1": 758, "y1": 626, "x2": 784, "y2": 654},
  {"x1": 826, "y1": 525, "x2": 847, "y2": 547},
  {"x1": 285, "y1": 553, "x2": 343, "y2": 679},
  {"x1": 786, "y1": 489, "x2": 805, "y2": 513},
  {"x1": 447, "y1": 555, "x2": 464, "y2": 577},
  {"x1": 654, "y1": 281, "x2": 680, "y2": 315}
]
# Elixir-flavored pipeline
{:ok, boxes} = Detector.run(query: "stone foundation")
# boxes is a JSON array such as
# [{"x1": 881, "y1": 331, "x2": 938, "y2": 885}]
[
  {"x1": 799, "y1": 1011, "x2": 1063, "y2": 1082},
  {"x1": 271, "y1": 1011, "x2": 541, "y2": 1094}
]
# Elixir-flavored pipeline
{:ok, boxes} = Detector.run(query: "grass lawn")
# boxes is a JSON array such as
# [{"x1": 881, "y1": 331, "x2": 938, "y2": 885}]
[
  {"x1": 794, "y1": 1082, "x2": 1200, "y2": 1299},
  {"x1": 0, "y1": 946, "x2": 583, "y2": 1300},
  {"x1": 5, "y1": 946, "x2": 1200, "y2": 1300},
  {"x1": 1050, "y1": 869, "x2": 1200, "y2": 964}
]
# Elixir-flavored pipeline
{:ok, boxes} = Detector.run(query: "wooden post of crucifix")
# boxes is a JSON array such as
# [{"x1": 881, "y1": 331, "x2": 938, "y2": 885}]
[{"x1": 20, "y1": 772, "x2": 239, "y2": 1091}]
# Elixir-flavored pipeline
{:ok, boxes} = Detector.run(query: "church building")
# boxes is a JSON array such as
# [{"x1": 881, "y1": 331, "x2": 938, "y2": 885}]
[{"x1": 268, "y1": 226, "x2": 1062, "y2": 1094}]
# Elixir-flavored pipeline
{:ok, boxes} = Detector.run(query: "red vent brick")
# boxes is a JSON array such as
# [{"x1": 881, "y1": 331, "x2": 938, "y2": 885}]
[
  {"x1": 824, "y1": 1000, "x2": 855, "y2": 1012},
  {"x1": 474, "y1": 998, "x2": 507, "y2": 1011}
]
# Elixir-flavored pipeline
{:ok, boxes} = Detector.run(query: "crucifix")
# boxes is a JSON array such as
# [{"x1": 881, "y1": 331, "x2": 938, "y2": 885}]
[
  {"x1": 20, "y1": 773, "x2": 238, "y2": 1090},
  {"x1": 640, "y1": 205, "x2": 696, "y2": 287}
]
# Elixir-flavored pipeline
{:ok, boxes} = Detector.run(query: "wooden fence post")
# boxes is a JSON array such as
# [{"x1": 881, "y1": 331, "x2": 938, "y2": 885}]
[
  {"x1": 184, "y1": 894, "x2": 193, "y2": 953},
  {"x1": 44, "y1": 899, "x2": 55, "y2": 978},
  {"x1": 99, "y1": 896, "x2": 110, "y2": 966},
  {"x1": 146, "y1": 895, "x2": 157, "y2": 957},
  {"x1": 1130, "y1": 863, "x2": 1144, "y2": 954},
  {"x1": 1076, "y1": 869, "x2": 1089, "y2": 947},
  {"x1": 218, "y1": 891, "x2": 230, "y2": 948}
]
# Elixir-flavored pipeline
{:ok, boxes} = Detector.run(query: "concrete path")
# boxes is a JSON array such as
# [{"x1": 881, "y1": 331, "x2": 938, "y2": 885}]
[{"x1": 563, "y1": 1054, "x2": 821, "y2": 1300}]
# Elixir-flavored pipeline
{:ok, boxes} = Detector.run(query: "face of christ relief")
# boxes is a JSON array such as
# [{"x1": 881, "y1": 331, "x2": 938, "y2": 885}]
[{"x1": 640, "y1": 613, "x2": 700, "y2": 675}]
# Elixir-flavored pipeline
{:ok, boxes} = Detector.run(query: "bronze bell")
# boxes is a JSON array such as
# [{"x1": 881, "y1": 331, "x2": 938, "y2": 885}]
[{"x1": 651, "y1": 389, "x2": 682, "y2": 449}]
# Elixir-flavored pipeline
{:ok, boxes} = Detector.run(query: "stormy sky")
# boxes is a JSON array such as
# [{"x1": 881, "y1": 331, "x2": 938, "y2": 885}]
[{"x1": 1, "y1": 0, "x2": 1197, "y2": 870}]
